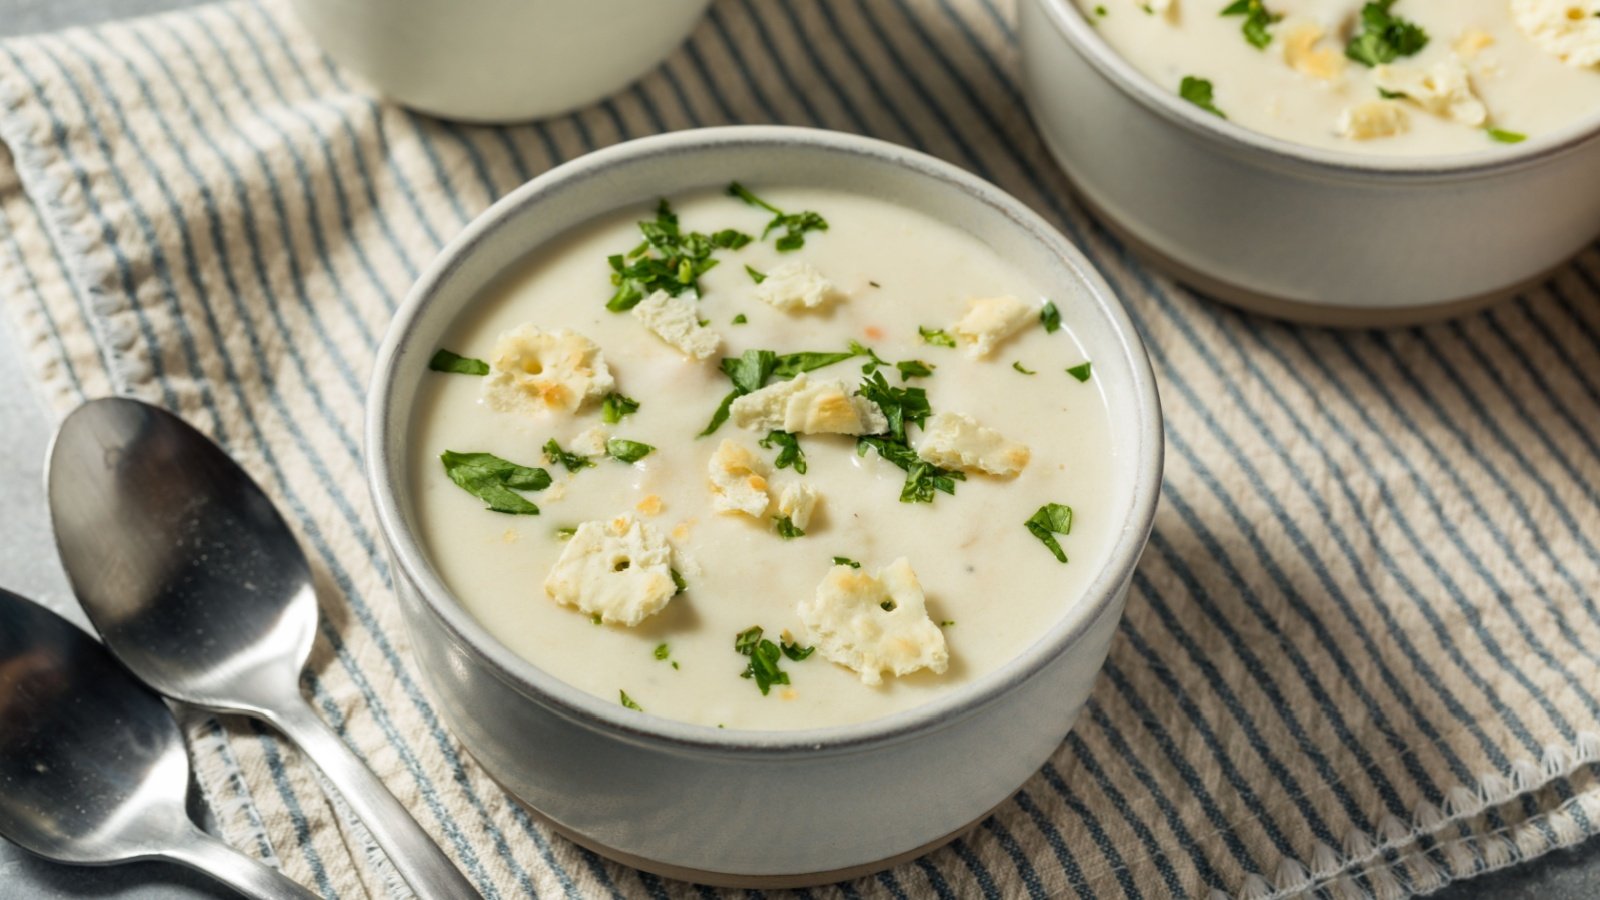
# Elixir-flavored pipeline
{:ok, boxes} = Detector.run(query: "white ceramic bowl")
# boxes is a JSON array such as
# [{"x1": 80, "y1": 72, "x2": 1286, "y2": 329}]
[
  {"x1": 365, "y1": 126, "x2": 1163, "y2": 885},
  {"x1": 1019, "y1": 0, "x2": 1600, "y2": 325},
  {"x1": 287, "y1": 0, "x2": 712, "y2": 123}
]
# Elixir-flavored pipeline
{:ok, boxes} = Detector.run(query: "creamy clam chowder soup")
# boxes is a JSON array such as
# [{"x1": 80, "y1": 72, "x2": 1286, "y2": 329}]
[
  {"x1": 408, "y1": 185, "x2": 1117, "y2": 730},
  {"x1": 1080, "y1": 0, "x2": 1600, "y2": 154}
]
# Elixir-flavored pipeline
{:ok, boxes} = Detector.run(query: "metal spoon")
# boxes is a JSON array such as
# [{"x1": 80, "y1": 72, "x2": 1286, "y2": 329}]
[
  {"x1": 47, "y1": 397, "x2": 481, "y2": 900},
  {"x1": 0, "y1": 586, "x2": 317, "y2": 900}
]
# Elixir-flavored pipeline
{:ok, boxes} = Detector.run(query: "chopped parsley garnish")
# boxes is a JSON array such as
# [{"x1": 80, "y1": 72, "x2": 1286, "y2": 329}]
[
  {"x1": 654, "y1": 643, "x2": 671, "y2": 661},
  {"x1": 852, "y1": 340, "x2": 891, "y2": 375},
  {"x1": 857, "y1": 436, "x2": 966, "y2": 503},
  {"x1": 1013, "y1": 361, "x2": 1037, "y2": 375},
  {"x1": 733, "y1": 313, "x2": 748, "y2": 324},
  {"x1": 895, "y1": 359, "x2": 935, "y2": 380},
  {"x1": 1040, "y1": 302, "x2": 1061, "y2": 334},
  {"x1": 853, "y1": 370, "x2": 964, "y2": 503},
  {"x1": 1220, "y1": 0, "x2": 1281, "y2": 49},
  {"x1": 918, "y1": 325, "x2": 957, "y2": 348},
  {"x1": 745, "y1": 264, "x2": 767, "y2": 284},
  {"x1": 856, "y1": 370, "x2": 930, "y2": 442},
  {"x1": 601, "y1": 392, "x2": 640, "y2": 424},
  {"x1": 440, "y1": 451, "x2": 550, "y2": 515},
  {"x1": 428, "y1": 348, "x2": 489, "y2": 376},
  {"x1": 1377, "y1": 87, "x2": 1407, "y2": 99},
  {"x1": 727, "y1": 182, "x2": 829, "y2": 251},
  {"x1": 606, "y1": 439, "x2": 655, "y2": 463},
  {"x1": 701, "y1": 346, "x2": 865, "y2": 435},
  {"x1": 619, "y1": 690, "x2": 643, "y2": 711},
  {"x1": 1025, "y1": 502, "x2": 1075, "y2": 563},
  {"x1": 832, "y1": 556, "x2": 861, "y2": 568},
  {"x1": 733, "y1": 625, "x2": 802, "y2": 695},
  {"x1": 1179, "y1": 76, "x2": 1226, "y2": 118},
  {"x1": 1067, "y1": 362, "x2": 1093, "y2": 383},
  {"x1": 671, "y1": 568, "x2": 687, "y2": 595},
  {"x1": 760, "y1": 430, "x2": 807, "y2": 474},
  {"x1": 781, "y1": 640, "x2": 815, "y2": 661},
  {"x1": 940, "y1": 620, "x2": 956, "y2": 627},
  {"x1": 1487, "y1": 128, "x2": 1527, "y2": 144},
  {"x1": 542, "y1": 438, "x2": 595, "y2": 473},
  {"x1": 555, "y1": 525, "x2": 577, "y2": 540},
  {"x1": 1344, "y1": 0, "x2": 1428, "y2": 67},
  {"x1": 774, "y1": 515, "x2": 806, "y2": 539},
  {"x1": 880, "y1": 599, "x2": 897, "y2": 611},
  {"x1": 592, "y1": 613, "x2": 604, "y2": 625},
  {"x1": 605, "y1": 199, "x2": 752, "y2": 312}
]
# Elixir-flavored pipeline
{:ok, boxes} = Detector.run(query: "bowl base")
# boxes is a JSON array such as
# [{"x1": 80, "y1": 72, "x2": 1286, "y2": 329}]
[
  {"x1": 1073, "y1": 187, "x2": 1560, "y2": 329},
  {"x1": 475, "y1": 757, "x2": 997, "y2": 889}
]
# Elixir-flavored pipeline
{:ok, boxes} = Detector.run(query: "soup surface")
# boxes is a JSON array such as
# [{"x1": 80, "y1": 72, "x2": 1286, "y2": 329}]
[
  {"x1": 408, "y1": 186, "x2": 1117, "y2": 730},
  {"x1": 1078, "y1": 0, "x2": 1600, "y2": 154}
]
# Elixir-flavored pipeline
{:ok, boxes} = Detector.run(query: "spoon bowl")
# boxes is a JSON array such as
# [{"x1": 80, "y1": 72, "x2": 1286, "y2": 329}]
[
  {"x1": 0, "y1": 587, "x2": 315, "y2": 899},
  {"x1": 48, "y1": 397, "x2": 480, "y2": 900}
]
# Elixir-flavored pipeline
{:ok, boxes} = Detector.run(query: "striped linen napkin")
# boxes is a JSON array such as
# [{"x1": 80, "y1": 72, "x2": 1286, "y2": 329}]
[{"x1": 3, "y1": 1, "x2": 1599, "y2": 897}]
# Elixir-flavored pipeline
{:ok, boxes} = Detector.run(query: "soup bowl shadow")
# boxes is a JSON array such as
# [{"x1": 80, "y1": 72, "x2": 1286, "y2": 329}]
[{"x1": 365, "y1": 125, "x2": 1164, "y2": 886}]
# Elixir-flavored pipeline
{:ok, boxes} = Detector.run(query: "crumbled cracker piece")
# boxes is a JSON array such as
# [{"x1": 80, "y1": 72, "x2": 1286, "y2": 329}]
[
  {"x1": 1512, "y1": 0, "x2": 1600, "y2": 68},
  {"x1": 483, "y1": 325, "x2": 614, "y2": 415},
  {"x1": 543, "y1": 514, "x2": 676, "y2": 626},
  {"x1": 631, "y1": 289, "x2": 722, "y2": 360},
  {"x1": 1283, "y1": 21, "x2": 1345, "y2": 81},
  {"x1": 1338, "y1": 100, "x2": 1409, "y2": 140},
  {"x1": 914, "y1": 411, "x2": 1031, "y2": 477},
  {"x1": 799, "y1": 558, "x2": 949, "y2": 686},
  {"x1": 1373, "y1": 58, "x2": 1487, "y2": 126},
  {"x1": 949, "y1": 296, "x2": 1033, "y2": 358},
  {"x1": 729, "y1": 373, "x2": 888, "y2": 435},
  {"x1": 754, "y1": 261, "x2": 839, "y2": 311},
  {"x1": 776, "y1": 481, "x2": 820, "y2": 530},
  {"x1": 707, "y1": 439, "x2": 771, "y2": 519},
  {"x1": 570, "y1": 425, "x2": 609, "y2": 457}
]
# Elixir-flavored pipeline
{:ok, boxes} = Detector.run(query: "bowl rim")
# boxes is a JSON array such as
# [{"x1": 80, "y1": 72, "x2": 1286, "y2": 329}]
[
  {"x1": 364, "y1": 125, "x2": 1164, "y2": 756},
  {"x1": 1030, "y1": 0, "x2": 1600, "y2": 178}
]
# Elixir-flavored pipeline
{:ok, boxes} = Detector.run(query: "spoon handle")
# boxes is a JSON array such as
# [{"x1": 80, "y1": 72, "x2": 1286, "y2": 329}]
[
  {"x1": 164, "y1": 827, "x2": 320, "y2": 900},
  {"x1": 267, "y1": 696, "x2": 482, "y2": 900}
]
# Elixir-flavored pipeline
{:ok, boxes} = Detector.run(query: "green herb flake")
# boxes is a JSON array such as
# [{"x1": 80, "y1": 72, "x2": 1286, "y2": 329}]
[
  {"x1": 781, "y1": 640, "x2": 815, "y2": 662},
  {"x1": 601, "y1": 392, "x2": 641, "y2": 424},
  {"x1": 940, "y1": 620, "x2": 956, "y2": 627},
  {"x1": 918, "y1": 325, "x2": 958, "y2": 348},
  {"x1": 1040, "y1": 301, "x2": 1062, "y2": 334},
  {"x1": 1094, "y1": 4, "x2": 1107, "y2": 15},
  {"x1": 592, "y1": 613, "x2": 604, "y2": 625},
  {"x1": 727, "y1": 182, "x2": 829, "y2": 252},
  {"x1": 1487, "y1": 128, "x2": 1527, "y2": 144},
  {"x1": 832, "y1": 556, "x2": 862, "y2": 568},
  {"x1": 1344, "y1": 0, "x2": 1428, "y2": 67},
  {"x1": 542, "y1": 438, "x2": 595, "y2": 473},
  {"x1": 671, "y1": 568, "x2": 688, "y2": 595},
  {"x1": 555, "y1": 526, "x2": 577, "y2": 540},
  {"x1": 1179, "y1": 76, "x2": 1226, "y2": 118},
  {"x1": 733, "y1": 313, "x2": 749, "y2": 324},
  {"x1": 851, "y1": 340, "x2": 891, "y2": 375},
  {"x1": 733, "y1": 625, "x2": 794, "y2": 695},
  {"x1": 1025, "y1": 502, "x2": 1075, "y2": 563},
  {"x1": 606, "y1": 439, "x2": 655, "y2": 464},
  {"x1": 1067, "y1": 362, "x2": 1093, "y2": 383},
  {"x1": 858, "y1": 435, "x2": 966, "y2": 503},
  {"x1": 605, "y1": 199, "x2": 752, "y2": 312},
  {"x1": 1220, "y1": 0, "x2": 1282, "y2": 49},
  {"x1": 856, "y1": 370, "x2": 931, "y2": 443},
  {"x1": 440, "y1": 451, "x2": 550, "y2": 515},
  {"x1": 760, "y1": 430, "x2": 807, "y2": 474},
  {"x1": 1377, "y1": 87, "x2": 1407, "y2": 99},
  {"x1": 619, "y1": 690, "x2": 643, "y2": 711},
  {"x1": 774, "y1": 515, "x2": 806, "y2": 540},
  {"x1": 428, "y1": 348, "x2": 489, "y2": 376},
  {"x1": 880, "y1": 600, "x2": 897, "y2": 612},
  {"x1": 895, "y1": 359, "x2": 935, "y2": 381},
  {"x1": 654, "y1": 643, "x2": 671, "y2": 661},
  {"x1": 745, "y1": 264, "x2": 767, "y2": 284},
  {"x1": 1013, "y1": 361, "x2": 1037, "y2": 375}
]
